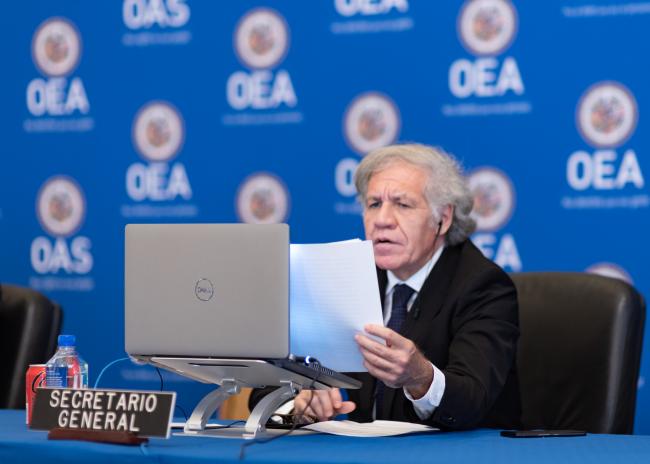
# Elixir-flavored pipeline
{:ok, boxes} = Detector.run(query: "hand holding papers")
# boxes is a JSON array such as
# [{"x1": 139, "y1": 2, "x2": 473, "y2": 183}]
[{"x1": 289, "y1": 239, "x2": 384, "y2": 372}]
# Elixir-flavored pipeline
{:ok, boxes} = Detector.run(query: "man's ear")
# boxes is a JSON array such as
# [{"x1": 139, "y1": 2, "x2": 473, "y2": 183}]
[{"x1": 439, "y1": 204, "x2": 454, "y2": 236}]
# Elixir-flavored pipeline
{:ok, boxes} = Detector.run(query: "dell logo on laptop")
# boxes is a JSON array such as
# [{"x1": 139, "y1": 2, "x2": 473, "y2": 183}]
[{"x1": 194, "y1": 278, "x2": 214, "y2": 301}]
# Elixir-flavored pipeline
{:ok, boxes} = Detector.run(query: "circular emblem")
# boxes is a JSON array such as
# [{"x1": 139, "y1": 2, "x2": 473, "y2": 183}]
[
  {"x1": 344, "y1": 92, "x2": 401, "y2": 156},
  {"x1": 585, "y1": 262, "x2": 633, "y2": 285},
  {"x1": 32, "y1": 17, "x2": 81, "y2": 77},
  {"x1": 234, "y1": 8, "x2": 290, "y2": 69},
  {"x1": 236, "y1": 173, "x2": 290, "y2": 224},
  {"x1": 36, "y1": 176, "x2": 86, "y2": 237},
  {"x1": 195, "y1": 278, "x2": 215, "y2": 301},
  {"x1": 458, "y1": 0, "x2": 517, "y2": 56},
  {"x1": 576, "y1": 81, "x2": 638, "y2": 148},
  {"x1": 467, "y1": 167, "x2": 515, "y2": 232},
  {"x1": 132, "y1": 101, "x2": 185, "y2": 162}
]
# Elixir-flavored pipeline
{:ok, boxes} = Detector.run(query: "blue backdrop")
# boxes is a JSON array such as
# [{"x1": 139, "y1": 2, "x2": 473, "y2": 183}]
[{"x1": 1, "y1": 0, "x2": 649, "y2": 432}]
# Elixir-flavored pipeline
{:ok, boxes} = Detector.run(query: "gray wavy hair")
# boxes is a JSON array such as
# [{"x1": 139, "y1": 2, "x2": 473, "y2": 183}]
[{"x1": 354, "y1": 143, "x2": 476, "y2": 246}]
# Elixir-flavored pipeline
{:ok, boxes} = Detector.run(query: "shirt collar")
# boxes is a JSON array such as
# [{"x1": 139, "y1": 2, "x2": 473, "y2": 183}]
[{"x1": 386, "y1": 245, "x2": 445, "y2": 295}]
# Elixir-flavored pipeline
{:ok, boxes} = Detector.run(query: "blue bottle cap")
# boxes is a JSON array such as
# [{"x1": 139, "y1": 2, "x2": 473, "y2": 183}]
[{"x1": 58, "y1": 334, "x2": 76, "y2": 347}]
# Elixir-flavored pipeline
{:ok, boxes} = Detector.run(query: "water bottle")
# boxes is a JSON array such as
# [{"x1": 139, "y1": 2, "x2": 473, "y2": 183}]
[{"x1": 45, "y1": 335, "x2": 89, "y2": 388}]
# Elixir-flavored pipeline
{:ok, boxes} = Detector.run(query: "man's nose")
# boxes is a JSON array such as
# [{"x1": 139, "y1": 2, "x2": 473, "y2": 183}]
[{"x1": 375, "y1": 203, "x2": 396, "y2": 227}]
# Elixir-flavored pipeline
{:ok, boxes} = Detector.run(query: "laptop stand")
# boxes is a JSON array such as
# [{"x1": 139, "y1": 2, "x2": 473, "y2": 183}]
[
  {"x1": 140, "y1": 356, "x2": 343, "y2": 439},
  {"x1": 183, "y1": 379, "x2": 300, "y2": 438}
]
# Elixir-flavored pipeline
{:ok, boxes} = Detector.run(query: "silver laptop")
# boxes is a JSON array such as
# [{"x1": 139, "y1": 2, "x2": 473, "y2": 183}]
[
  {"x1": 125, "y1": 223, "x2": 360, "y2": 390},
  {"x1": 125, "y1": 223, "x2": 289, "y2": 359}
]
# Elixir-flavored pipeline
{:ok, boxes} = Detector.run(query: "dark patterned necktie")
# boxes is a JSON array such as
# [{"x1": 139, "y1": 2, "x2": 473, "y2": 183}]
[
  {"x1": 386, "y1": 284, "x2": 415, "y2": 334},
  {"x1": 375, "y1": 284, "x2": 415, "y2": 418}
]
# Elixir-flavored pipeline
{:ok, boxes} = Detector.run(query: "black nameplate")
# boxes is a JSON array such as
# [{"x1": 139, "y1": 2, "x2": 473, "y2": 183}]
[{"x1": 30, "y1": 388, "x2": 176, "y2": 438}]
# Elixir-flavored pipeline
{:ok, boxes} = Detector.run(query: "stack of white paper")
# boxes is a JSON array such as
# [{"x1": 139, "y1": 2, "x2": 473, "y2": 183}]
[
  {"x1": 289, "y1": 239, "x2": 384, "y2": 372},
  {"x1": 304, "y1": 420, "x2": 438, "y2": 437}
]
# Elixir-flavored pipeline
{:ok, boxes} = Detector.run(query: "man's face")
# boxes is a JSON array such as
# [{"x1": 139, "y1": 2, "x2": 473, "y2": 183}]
[{"x1": 363, "y1": 162, "x2": 440, "y2": 281}]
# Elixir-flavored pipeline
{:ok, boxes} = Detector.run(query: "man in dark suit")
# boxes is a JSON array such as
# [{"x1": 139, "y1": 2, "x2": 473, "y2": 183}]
[
  {"x1": 345, "y1": 241, "x2": 520, "y2": 429},
  {"x1": 252, "y1": 143, "x2": 520, "y2": 430}
]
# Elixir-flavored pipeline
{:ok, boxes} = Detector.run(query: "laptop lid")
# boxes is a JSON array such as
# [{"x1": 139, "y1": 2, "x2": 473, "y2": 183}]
[{"x1": 125, "y1": 223, "x2": 289, "y2": 359}]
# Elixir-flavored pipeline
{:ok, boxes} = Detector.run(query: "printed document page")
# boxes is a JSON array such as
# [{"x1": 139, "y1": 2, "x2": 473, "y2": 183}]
[
  {"x1": 303, "y1": 420, "x2": 438, "y2": 437},
  {"x1": 290, "y1": 239, "x2": 384, "y2": 372}
]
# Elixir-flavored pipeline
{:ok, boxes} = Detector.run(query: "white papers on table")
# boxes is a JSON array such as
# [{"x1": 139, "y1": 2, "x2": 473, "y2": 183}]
[
  {"x1": 289, "y1": 239, "x2": 384, "y2": 372},
  {"x1": 171, "y1": 420, "x2": 437, "y2": 437},
  {"x1": 303, "y1": 420, "x2": 438, "y2": 437}
]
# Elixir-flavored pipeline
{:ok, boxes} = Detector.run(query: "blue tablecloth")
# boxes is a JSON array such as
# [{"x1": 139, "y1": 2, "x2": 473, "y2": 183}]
[{"x1": 2, "y1": 410, "x2": 650, "y2": 464}]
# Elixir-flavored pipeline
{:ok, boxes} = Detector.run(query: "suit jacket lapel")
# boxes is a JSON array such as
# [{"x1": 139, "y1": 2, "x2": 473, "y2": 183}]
[
  {"x1": 377, "y1": 244, "x2": 463, "y2": 416},
  {"x1": 401, "y1": 244, "x2": 462, "y2": 342},
  {"x1": 377, "y1": 245, "x2": 462, "y2": 342}
]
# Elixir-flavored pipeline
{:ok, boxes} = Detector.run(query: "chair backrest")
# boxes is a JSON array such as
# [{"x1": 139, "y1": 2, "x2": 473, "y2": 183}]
[
  {"x1": 511, "y1": 272, "x2": 645, "y2": 434},
  {"x1": 0, "y1": 284, "x2": 62, "y2": 409}
]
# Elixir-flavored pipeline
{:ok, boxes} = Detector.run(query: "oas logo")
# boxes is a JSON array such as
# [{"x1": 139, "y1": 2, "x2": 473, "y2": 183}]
[
  {"x1": 236, "y1": 173, "x2": 290, "y2": 224},
  {"x1": 468, "y1": 167, "x2": 515, "y2": 232},
  {"x1": 32, "y1": 17, "x2": 81, "y2": 77},
  {"x1": 132, "y1": 101, "x2": 185, "y2": 162},
  {"x1": 36, "y1": 176, "x2": 86, "y2": 237},
  {"x1": 234, "y1": 8, "x2": 289, "y2": 69},
  {"x1": 577, "y1": 82, "x2": 638, "y2": 148},
  {"x1": 344, "y1": 92, "x2": 401, "y2": 156},
  {"x1": 585, "y1": 262, "x2": 633, "y2": 285},
  {"x1": 458, "y1": 0, "x2": 517, "y2": 56}
]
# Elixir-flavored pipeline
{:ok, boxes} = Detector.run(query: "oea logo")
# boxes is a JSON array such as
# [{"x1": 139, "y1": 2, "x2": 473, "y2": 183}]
[
  {"x1": 334, "y1": 0, "x2": 409, "y2": 16},
  {"x1": 468, "y1": 168, "x2": 521, "y2": 271},
  {"x1": 31, "y1": 176, "x2": 93, "y2": 274},
  {"x1": 335, "y1": 158, "x2": 360, "y2": 198},
  {"x1": 567, "y1": 150, "x2": 643, "y2": 191},
  {"x1": 227, "y1": 8, "x2": 297, "y2": 111},
  {"x1": 236, "y1": 173, "x2": 290, "y2": 224},
  {"x1": 568, "y1": 82, "x2": 644, "y2": 191},
  {"x1": 27, "y1": 18, "x2": 90, "y2": 117},
  {"x1": 335, "y1": 92, "x2": 401, "y2": 198},
  {"x1": 127, "y1": 101, "x2": 192, "y2": 201},
  {"x1": 344, "y1": 92, "x2": 401, "y2": 155},
  {"x1": 123, "y1": 0, "x2": 190, "y2": 29},
  {"x1": 468, "y1": 167, "x2": 514, "y2": 232},
  {"x1": 473, "y1": 233, "x2": 521, "y2": 271},
  {"x1": 577, "y1": 82, "x2": 637, "y2": 148},
  {"x1": 449, "y1": 0, "x2": 524, "y2": 99}
]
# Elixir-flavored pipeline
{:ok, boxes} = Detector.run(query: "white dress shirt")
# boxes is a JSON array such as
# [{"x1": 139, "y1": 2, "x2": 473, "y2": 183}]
[{"x1": 383, "y1": 246, "x2": 446, "y2": 420}]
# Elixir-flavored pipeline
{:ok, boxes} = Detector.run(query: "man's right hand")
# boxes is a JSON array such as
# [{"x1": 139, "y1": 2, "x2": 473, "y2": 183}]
[{"x1": 294, "y1": 388, "x2": 356, "y2": 422}]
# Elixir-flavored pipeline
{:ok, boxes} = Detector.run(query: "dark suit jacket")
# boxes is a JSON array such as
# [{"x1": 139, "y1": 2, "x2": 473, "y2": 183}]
[
  {"x1": 250, "y1": 239, "x2": 521, "y2": 430},
  {"x1": 347, "y1": 239, "x2": 521, "y2": 430}
]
